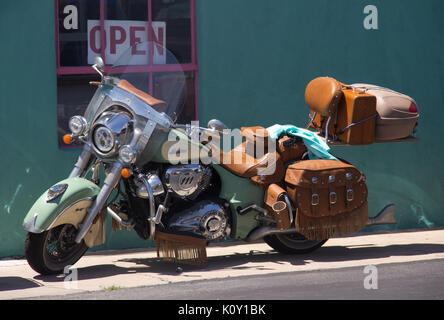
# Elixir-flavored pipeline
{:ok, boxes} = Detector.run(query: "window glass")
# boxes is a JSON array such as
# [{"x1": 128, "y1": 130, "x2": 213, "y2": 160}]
[
  {"x1": 152, "y1": 0, "x2": 191, "y2": 64},
  {"x1": 58, "y1": 0, "x2": 100, "y2": 67},
  {"x1": 57, "y1": 74, "x2": 99, "y2": 147}
]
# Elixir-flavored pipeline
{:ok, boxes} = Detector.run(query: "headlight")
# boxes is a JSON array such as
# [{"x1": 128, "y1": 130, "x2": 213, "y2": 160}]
[
  {"x1": 119, "y1": 145, "x2": 136, "y2": 164},
  {"x1": 69, "y1": 116, "x2": 87, "y2": 136},
  {"x1": 93, "y1": 126, "x2": 115, "y2": 153}
]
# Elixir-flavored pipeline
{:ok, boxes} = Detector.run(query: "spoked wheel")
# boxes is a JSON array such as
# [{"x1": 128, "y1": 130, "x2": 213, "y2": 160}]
[
  {"x1": 264, "y1": 232, "x2": 327, "y2": 254},
  {"x1": 25, "y1": 224, "x2": 88, "y2": 275}
]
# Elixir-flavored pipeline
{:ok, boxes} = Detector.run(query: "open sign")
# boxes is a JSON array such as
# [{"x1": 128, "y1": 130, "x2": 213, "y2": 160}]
[{"x1": 87, "y1": 20, "x2": 166, "y2": 65}]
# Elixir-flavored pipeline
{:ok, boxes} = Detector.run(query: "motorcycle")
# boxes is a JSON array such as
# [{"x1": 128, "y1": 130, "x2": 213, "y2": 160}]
[{"x1": 23, "y1": 41, "x2": 412, "y2": 275}]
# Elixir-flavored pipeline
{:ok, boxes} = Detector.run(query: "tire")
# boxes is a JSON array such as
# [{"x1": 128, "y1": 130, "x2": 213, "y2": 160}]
[
  {"x1": 264, "y1": 232, "x2": 327, "y2": 254},
  {"x1": 25, "y1": 224, "x2": 88, "y2": 275}
]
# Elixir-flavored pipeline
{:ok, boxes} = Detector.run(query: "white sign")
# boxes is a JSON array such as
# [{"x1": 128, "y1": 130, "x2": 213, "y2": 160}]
[{"x1": 87, "y1": 20, "x2": 166, "y2": 65}]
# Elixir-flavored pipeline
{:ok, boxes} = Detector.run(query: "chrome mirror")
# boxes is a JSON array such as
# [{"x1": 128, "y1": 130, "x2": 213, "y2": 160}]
[
  {"x1": 207, "y1": 119, "x2": 228, "y2": 132},
  {"x1": 92, "y1": 56, "x2": 105, "y2": 77}
]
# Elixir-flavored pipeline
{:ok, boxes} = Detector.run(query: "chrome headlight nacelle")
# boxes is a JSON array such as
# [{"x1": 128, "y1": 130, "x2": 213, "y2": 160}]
[{"x1": 91, "y1": 111, "x2": 134, "y2": 158}]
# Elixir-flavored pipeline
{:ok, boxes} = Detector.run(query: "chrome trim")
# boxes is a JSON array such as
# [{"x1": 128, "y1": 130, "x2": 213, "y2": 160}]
[
  {"x1": 46, "y1": 183, "x2": 68, "y2": 202},
  {"x1": 69, "y1": 143, "x2": 93, "y2": 178},
  {"x1": 325, "y1": 116, "x2": 331, "y2": 141},
  {"x1": 75, "y1": 161, "x2": 124, "y2": 243},
  {"x1": 283, "y1": 194, "x2": 294, "y2": 224},
  {"x1": 69, "y1": 115, "x2": 88, "y2": 136},
  {"x1": 106, "y1": 206, "x2": 134, "y2": 227},
  {"x1": 90, "y1": 112, "x2": 133, "y2": 158},
  {"x1": 22, "y1": 213, "x2": 43, "y2": 233},
  {"x1": 136, "y1": 174, "x2": 164, "y2": 198},
  {"x1": 168, "y1": 200, "x2": 228, "y2": 240},
  {"x1": 138, "y1": 174, "x2": 156, "y2": 241}
]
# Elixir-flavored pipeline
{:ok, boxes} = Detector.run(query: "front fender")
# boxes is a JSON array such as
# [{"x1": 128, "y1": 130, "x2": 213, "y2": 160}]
[{"x1": 23, "y1": 178, "x2": 102, "y2": 245}]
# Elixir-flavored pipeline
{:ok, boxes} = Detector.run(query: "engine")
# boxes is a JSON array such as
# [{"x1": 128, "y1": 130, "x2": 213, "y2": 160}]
[
  {"x1": 131, "y1": 164, "x2": 230, "y2": 241},
  {"x1": 167, "y1": 199, "x2": 231, "y2": 240},
  {"x1": 164, "y1": 164, "x2": 212, "y2": 200}
]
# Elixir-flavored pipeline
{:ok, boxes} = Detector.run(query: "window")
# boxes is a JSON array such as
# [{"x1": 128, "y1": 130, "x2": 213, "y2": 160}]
[{"x1": 56, "y1": 0, "x2": 197, "y2": 148}]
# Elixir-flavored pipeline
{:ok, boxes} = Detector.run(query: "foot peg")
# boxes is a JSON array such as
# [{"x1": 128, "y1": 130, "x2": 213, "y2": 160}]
[{"x1": 366, "y1": 204, "x2": 396, "y2": 226}]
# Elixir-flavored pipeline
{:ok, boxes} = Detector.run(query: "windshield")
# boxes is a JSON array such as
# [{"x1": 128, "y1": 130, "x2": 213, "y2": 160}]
[{"x1": 106, "y1": 41, "x2": 186, "y2": 123}]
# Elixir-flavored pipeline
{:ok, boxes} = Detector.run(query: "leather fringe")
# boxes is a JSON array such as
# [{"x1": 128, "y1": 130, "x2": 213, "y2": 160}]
[
  {"x1": 155, "y1": 231, "x2": 208, "y2": 265},
  {"x1": 295, "y1": 202, "x2": 368, "y2": 240}
]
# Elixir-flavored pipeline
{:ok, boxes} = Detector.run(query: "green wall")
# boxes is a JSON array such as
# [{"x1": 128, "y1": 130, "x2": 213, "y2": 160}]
[
  {"x1": 0, "y1": 0, "x2": 443, "y2": 257},
  {"x1": 195, "y1": 0, "x2": 444, "y2": 232}
]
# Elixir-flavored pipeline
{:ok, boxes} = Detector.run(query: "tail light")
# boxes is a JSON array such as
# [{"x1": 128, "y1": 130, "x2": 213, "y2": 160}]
[{"x1": 409, "y1": 102, "x2": 418, "y2": 113}]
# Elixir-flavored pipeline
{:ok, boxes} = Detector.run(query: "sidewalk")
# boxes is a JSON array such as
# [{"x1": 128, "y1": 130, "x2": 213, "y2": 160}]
[{"x1": 1, "y1": 228, "x2": 444, "y2": 299}]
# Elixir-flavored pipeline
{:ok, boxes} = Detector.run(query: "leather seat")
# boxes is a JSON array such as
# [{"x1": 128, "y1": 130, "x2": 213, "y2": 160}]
[
  {"x1": 117, "y1": 79, "x2": 167, "y2": 111},
  {"x1": 206, "y1": 140, "x2": 285, "y2": 184},
  {"x1": 305, "y1": 77, "x2": 344, "y2": 117}
]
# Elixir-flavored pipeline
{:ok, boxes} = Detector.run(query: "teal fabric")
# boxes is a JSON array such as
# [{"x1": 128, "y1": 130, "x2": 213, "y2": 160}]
[{"x1": 267, "y1": 124, "x2": 339, "y2": 161}]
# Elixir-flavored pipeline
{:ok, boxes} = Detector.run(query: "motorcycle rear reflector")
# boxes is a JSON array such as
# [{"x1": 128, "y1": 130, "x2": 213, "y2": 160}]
[
  {"x1": 409, "y1": 102, "x2": 418, "y2": 113},
  {"x1": 63, "y1": 134, "x2": 72, "y2": 145}
]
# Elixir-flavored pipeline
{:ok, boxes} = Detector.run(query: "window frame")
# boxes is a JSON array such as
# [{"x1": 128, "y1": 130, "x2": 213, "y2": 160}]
[{"x1": 54, "y1": 0, "x2": 198, "y2": 119}]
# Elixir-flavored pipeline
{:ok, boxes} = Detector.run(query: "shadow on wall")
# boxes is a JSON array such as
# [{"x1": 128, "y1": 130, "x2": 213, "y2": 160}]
[{"x1": 362, "y1": 172, "x2": 441, "y2": 233}]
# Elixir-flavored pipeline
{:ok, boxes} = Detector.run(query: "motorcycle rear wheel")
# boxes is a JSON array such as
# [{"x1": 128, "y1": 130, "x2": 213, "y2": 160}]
[
  {"x1": 264, "y1": 232, "x2": 327, "y2": 254},
  {"x1": 25, "y1": 224, "x2": 88, "y2": 275}
]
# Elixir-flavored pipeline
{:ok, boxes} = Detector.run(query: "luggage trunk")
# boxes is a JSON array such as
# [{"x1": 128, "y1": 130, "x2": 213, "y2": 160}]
[{"x1": 351, "y1": 84, "x2": 419, "y2": 141}]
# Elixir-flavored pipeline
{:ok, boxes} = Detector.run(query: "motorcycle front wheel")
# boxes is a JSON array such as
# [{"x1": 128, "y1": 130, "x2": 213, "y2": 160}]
[
  {"x1": 25, "y1": 224, "x2": 88, "y2": 275},
  {"x1": 264, "y1": 232, "x2": 327, "y2": 254}
]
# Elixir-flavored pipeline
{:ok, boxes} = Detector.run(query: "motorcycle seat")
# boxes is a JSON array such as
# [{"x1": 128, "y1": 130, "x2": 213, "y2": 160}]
[
  {"x1": 117, "y1": 79, "x2": 167, "y2": 111},
  {"x1": 206, "y1": 140, "x2": 285, "y2": 180},
  {"x1": 305, "y1": 77, "x2": 344, "y2": 117}
]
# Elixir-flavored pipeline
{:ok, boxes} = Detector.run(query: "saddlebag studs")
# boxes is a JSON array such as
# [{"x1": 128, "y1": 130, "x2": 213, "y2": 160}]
[
  {"x1": 312, "y1": 177, "x2": 318, "y2": 184},
  {"x1": 328, "y1": 175, "x2": 335, "y2": 183},
  {"x1": 346, "y1": 172, "x2": 353, "y2": 180}
]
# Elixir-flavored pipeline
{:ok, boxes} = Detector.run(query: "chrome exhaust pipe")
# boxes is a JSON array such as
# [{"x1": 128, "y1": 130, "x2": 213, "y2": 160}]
[{"x1": 366, "y1": 204, "x2": 396, "y2": 226}]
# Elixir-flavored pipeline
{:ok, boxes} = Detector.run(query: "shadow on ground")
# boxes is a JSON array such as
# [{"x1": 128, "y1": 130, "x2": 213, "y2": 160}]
[{"x1": 29, "y1": 242, "x2": 444, "y2": 286}]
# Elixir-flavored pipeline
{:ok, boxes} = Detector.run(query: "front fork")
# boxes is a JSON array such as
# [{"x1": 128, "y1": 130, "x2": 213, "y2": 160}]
[{"x1": 69, "y1": 144, "x2": 124, "y2": 244}]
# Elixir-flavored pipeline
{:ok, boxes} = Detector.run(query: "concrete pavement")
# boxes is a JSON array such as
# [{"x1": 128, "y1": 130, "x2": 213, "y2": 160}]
[{"x1": 1, "y1": 228, "x2": 444, "y2": 299}]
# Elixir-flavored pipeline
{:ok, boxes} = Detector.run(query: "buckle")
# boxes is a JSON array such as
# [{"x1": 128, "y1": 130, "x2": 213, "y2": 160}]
[
  {"x1": 311, "y1": 193, "x2": 320, "y2": 206},
  {"x1": 329, "y1": 192, "x2": 337, "y2": 205},
  {"x1": 346, "y1": 189, "x2": 354, "y2": 202}
]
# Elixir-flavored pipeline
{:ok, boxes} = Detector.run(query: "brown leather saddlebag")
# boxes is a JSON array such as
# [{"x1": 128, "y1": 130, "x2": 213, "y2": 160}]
[
  {"x1": 264, "y1": 184, "x2": 292, "y2": 230},
  {"x1": 285, "y1": 159, "x2": 368, "y2": 240}
]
